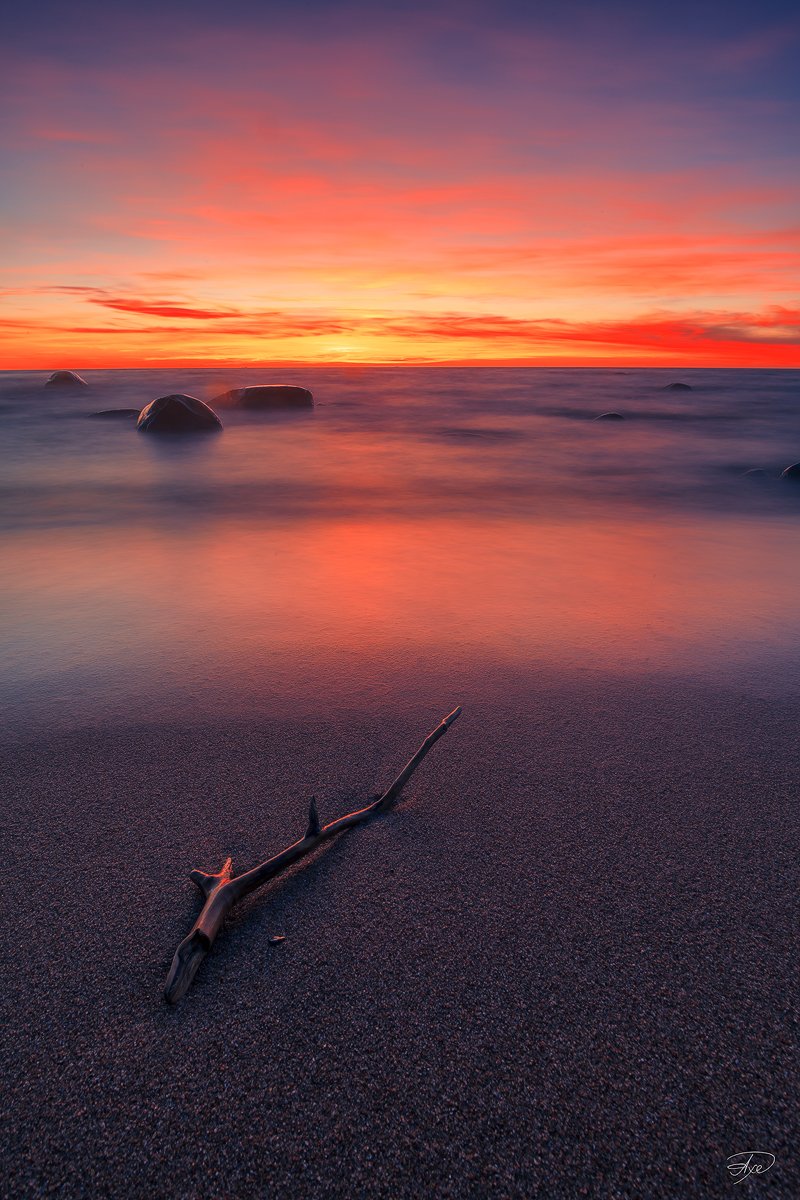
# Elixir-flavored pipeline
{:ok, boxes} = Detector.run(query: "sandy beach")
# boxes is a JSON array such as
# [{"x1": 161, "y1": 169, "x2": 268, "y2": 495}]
[{"x1": 2, "y1": 664, "x2": 797, "y2": 1198}]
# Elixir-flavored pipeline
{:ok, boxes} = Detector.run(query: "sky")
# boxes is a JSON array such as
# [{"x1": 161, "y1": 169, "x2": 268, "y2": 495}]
[{"x1": 1, "y1": 0, "x2": 799, "y2": 366}]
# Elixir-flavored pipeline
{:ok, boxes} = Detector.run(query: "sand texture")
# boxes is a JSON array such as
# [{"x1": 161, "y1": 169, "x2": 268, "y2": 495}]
[{"x1": 1, "y1": 674, "x2": 798, "y2": 1198}]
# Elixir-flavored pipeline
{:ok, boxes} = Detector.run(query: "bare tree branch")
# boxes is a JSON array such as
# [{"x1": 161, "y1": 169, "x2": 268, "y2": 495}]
[{"x1": 164, "y1": 707, "x2": 462, "y2": 1004}]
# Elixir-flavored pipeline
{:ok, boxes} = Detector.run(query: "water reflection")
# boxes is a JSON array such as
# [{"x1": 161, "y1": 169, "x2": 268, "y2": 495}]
[
  {"x1": 4, "y1": 514, "x2": 800, "y2": 727},
  {"x1": 2, "y1": 367, "x2": 800, "y2": 728}
]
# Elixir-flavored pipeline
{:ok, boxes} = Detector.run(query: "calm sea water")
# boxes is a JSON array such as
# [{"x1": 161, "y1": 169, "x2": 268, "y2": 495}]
[{"x1": 2, "y1": 366, "x2": 800, "y2": 729}]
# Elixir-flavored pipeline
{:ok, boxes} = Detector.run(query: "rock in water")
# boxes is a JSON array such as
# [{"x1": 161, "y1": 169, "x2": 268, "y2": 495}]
[
  {"x1": 89, "y1": 409, "x2": 140, "y2": 420},
  {"x1": 594, "y1": 412, "x2": 625, "y2": 421},
  {"x1": 742, "y1": 467, "x2": 768, "y2": 478},
  {"x1": 780, "y1": 462, "x2": 800, "y2": 480},
  {"x1": 137, "y1": 394, "x2": 223, "y2": 432},
  {"x1": 664, "y1": 382, "x2": 692, "y2": 391},
  {"x1": 214, "y1": 384, "x2": 313, "y2": 410},
  {"x1": 45, "y1": 370, "x2": 88, "y2": 388}
]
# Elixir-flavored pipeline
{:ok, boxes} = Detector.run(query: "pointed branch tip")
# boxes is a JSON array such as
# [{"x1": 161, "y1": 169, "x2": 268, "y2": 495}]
[{"x1": 305, "y1": 796, "x2": 321, "y2": 838}]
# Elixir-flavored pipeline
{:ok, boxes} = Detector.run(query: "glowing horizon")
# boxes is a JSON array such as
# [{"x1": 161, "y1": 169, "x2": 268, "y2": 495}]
[{"x1": 2, "y1": 1, "x2": 799, "y2": 368}]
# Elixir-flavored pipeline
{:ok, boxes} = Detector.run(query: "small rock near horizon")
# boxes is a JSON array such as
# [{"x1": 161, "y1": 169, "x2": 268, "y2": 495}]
[
  {"x1": 89, "y1": 409, "x2": 140, "y2": 419},
  {"x1": 45, "y1": 370, "x2": 88, "y2": 388}
]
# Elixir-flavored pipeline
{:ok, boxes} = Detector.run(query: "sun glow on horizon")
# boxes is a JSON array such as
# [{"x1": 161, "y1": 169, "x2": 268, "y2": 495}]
[{"x1": 1, "y1": 3, "x2": 798, "y2": 368}]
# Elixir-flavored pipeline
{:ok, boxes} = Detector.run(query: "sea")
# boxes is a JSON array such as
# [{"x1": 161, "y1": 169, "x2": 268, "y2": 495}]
[{"x1": 2, "y1": 366, "x2": 800, "y2": 732}]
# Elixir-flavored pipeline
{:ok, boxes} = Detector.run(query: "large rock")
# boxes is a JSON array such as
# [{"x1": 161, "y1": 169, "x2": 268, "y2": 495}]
[
  {"x1": 214, "y1": 384, "x2": 313, "y2": 410},
  {"x1": 593, "y1": 412, "x2": 625, "y2": 421},
  {"x1": 45, "y1": 370, "x2": 88, "y2": 388},
  {"x1": 664, "y1": 382, "x2": 692, "y2": 391},
  {"x1": 137, "y1": 394, "x2": 223, "y2": 433},
  {"x1": 780, "y1": 462, "x2": 800, "y2": 480}
]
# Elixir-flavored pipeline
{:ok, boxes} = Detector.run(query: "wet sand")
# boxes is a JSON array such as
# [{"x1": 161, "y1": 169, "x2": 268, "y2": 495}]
[{"x1": 1, "y1": 670, "x2": 797, "y2": 1198}]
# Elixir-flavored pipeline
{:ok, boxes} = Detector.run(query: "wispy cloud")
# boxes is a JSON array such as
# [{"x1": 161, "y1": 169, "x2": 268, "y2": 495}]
[
  {"x1": 1, "y1": 294, "x2": 798, "y2": 365},
  {"x1": 89, "y1": 296, "x2": 242, "y2": 320},
  {"x1": 1, "y1": 4, "x2": 798, "y2": 365}
]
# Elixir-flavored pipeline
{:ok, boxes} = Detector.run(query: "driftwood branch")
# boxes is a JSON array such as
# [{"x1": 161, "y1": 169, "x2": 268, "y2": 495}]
[{"x1": 164, "y1": 706, "x2": 462, "y2": 1004}]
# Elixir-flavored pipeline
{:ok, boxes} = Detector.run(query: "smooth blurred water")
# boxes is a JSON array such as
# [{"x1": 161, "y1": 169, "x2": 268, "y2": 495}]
[{"x1": 2, "y1": 366, "x2": 800, "y2": 728}]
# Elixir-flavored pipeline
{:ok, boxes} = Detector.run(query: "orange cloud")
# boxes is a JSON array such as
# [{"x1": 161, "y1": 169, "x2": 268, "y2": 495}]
[
  {"x1": 2, "y1": 18, "x2": 799, "y2": 366},
  {"x1": 1, "y1": 293, "x2": 797, "y2": 366},
  {"x1": 89, "y1": 297, "x2": 241, "y2": 320}
]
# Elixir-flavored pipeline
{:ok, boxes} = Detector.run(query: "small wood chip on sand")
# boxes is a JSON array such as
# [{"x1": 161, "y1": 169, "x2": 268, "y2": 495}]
[{"x1": 163, "y1": 706, "x2": 463, "y2": 1004}]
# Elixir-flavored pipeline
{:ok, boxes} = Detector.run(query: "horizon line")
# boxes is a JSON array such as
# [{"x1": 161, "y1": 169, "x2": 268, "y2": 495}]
[{"x1": 4, "y1": 361, "x2": 800, "y2": 371}]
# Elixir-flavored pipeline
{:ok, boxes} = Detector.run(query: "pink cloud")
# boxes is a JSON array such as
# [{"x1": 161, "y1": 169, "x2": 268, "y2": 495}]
[{"x1": 2, "y1": 15, "x2": 798, "y2": 367}]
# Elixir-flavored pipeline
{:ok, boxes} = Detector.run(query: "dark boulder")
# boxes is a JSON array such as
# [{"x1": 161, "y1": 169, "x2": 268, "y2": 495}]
[
  {"x1": 137, "y1": 394, "x2": 223, "y2": 433},
  {"x1": 89, "y1": 408, "x2": 140, "y2": 420},
  {"x1": 45, "y1": 370, "x2": 88, "y2": 388},
  {"x1": 742, "y1": 468, "x2": 768, "y2": 478},
  {"x1": 594, "y1": 412, "x2": 625, "y2": 421},
  {"x1": 780, "y1": 462, "x2": 800, "y2": 480},
  {"x1": 664, "y1": 382, "x2": 692, "y2": 391},
  {"x1": 214, "y1": 384, "x2": 313, "y2": 410}
]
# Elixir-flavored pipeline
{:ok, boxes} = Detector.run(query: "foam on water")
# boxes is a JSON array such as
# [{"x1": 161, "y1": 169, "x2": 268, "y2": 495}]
[
  {"x1": 2, "y1": 366, "x2": 800, "y2": 727},
  {"x1": 1, "y1": 365, "x2": 799, "y2": 526}
]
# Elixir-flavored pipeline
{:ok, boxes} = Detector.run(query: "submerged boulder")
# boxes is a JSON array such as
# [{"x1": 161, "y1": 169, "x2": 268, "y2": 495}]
[
  {"x1": 780, "y1": 462, "x2": 800, "y2": 480},
  {"x1": 137, "y1": 394, "x2": 223, "y2": 433},
  {"x1": 664, "y1": 382, "x2": 692, "y2": 391},
  {"x1": 214, "y1": 384, "x2": 313, "y2": 410},
  {"x1": 742, "y1": 467, "x2": 769, "y2": 478},
  {"x1": 594, "y1": 412, "x2": 625, "y2": 421},
  {"x1": 89, "y1": 408, "x2": 140, "y2": 420},
  {"x1": 45, "y1": 370, "x2": 88, "y2": 388}
]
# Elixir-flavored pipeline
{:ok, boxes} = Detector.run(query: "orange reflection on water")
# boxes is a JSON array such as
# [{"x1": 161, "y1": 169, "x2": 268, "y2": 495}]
[
  {"x1": 5, "y1": 514, "x2": 800, "y2": 715},
  {"x1": 194, "y1": 516, "x2": 800, "y2": 669}
]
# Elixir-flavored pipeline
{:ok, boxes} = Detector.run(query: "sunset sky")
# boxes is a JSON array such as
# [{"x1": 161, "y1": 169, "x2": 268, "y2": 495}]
[{"x1": 1, "y1": 0, "x2": 799, "y2": 366}]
